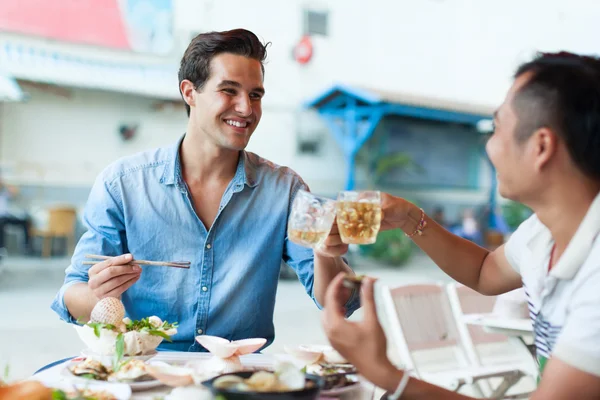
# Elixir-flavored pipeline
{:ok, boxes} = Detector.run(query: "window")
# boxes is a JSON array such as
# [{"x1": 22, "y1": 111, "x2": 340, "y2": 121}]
[{"x1": 304, "y1": 10, "x2": 329, "y2": 36}]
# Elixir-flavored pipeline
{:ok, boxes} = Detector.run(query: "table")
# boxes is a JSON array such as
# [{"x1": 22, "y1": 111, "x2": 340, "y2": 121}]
[
  {"x1": 32, "y1": 351, "x2": 377, "y2": 399},
  {"x1": 462, "y1": 313, "x2": 533, "y2": 338},
  {"x1": 463, "y1": 313, "x2": 536, "y2": 360}
]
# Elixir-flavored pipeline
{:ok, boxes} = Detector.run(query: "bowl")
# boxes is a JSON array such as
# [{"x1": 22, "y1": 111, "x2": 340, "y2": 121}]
[{"x1": 202, "y1": 371, "x2": 323, "y2": 400}]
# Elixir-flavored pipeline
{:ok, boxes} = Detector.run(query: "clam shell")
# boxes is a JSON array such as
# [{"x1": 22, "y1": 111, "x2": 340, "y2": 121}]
[
  {"x1": 146, "y1": 362, "x2": 194, "y2": 387},
  {"x1": 213, "y1": 374, "x2": 245, "y2": 389},
  {"x1": 90, "y1": 297, "x2": 125, "y2": 326},
  {"x1": 195, "y1": 335, "x2": 266, "y2": 358},
  {"x1": 203, "y1": 355, "x2": 243, "y2": 374}
]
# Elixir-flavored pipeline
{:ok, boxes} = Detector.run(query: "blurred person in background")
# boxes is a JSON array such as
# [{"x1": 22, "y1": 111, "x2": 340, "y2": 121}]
[
  {"x1": 0, "y1": 174, "x2": 31, "y2": 256},
  {"x1": 323, "y1": 52, "x2": 600, "y2": 399},
  {"x1": 51, "y1": 29, "x2": 359, "y2": 352}
]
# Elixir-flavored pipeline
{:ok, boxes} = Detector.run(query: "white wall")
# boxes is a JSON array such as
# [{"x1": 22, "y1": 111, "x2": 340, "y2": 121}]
[
  {"x1": 1, "y1": 0, "x2": 598, "y2": 197},
  {"x1": 0, "y1": 85, "x2": 186, "y2": 187}
]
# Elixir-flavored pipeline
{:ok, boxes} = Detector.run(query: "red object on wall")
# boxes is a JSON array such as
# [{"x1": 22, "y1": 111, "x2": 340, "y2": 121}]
[
  {"x1": 0, "y1": 0, "x2": 130, "y2": 49},
  {"x1": 294, "y1": 35, "x2": 313, "y2": 64}
]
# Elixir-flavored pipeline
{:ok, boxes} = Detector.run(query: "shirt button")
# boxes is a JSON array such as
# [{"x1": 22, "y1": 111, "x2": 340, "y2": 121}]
[
  {"x1": 206, "y1": 244, "x2": 212, "y2": 249},
  {"x1": 202, "y1": 286, "x2": 208, "y2": 292},
  {"x1": 197, "y1": 329, "x2": 203, "y2": 334}
]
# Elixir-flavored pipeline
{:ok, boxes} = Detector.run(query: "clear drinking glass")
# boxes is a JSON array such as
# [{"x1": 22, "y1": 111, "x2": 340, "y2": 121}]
[
  {"x1": 288, "y1": 190, "x2": 336, "y2": 248},
  {"x1": 336, "y1": 190, "x2": 382, "y2": 244}
]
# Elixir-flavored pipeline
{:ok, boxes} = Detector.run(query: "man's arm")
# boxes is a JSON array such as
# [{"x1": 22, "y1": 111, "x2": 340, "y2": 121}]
[
  {"x1": 383, "y1": 195, "x2": 522, "y2": 295},
  {"x1": 51, "y1": 173, "x2": 139, "y2": 323},
  {"x1": 312, "y1": 221, "x2": 354, "y2": 306}
]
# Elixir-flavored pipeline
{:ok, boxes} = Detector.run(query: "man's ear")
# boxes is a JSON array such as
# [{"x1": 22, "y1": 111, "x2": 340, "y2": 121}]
[
  {"x1": 180, "y1": 80, "x2": 196, "y2": 110},
  {"x1": 532, "y1": 127, "x2": 558, "y2": 171}
]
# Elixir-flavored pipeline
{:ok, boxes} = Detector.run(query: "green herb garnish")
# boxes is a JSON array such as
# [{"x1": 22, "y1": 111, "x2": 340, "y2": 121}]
[{"x1": 113, "y1": 332, "x2": 125, "y2": 372}]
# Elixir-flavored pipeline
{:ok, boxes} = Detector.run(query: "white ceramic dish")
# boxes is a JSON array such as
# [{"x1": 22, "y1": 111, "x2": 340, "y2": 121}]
[
  {"x1": 80, "y1": 349, "x2": 158, "y2": 364},
  {"x1": 48, "y1": 380, "x2": 132, "y2": 400},
  {"x1": 62, "y1": 359, "x2": 164, "y2": 392}
]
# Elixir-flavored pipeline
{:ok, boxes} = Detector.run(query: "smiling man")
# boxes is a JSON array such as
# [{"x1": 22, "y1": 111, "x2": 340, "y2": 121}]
[{"x1": 51, "y1": 29, "x2": 360, "y2": 351}]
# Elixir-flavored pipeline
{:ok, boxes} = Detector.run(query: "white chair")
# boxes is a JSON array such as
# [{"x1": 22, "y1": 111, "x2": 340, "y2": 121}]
[
  {"x1": 380, "y1": 283, "x2": 527, "y2": 399},
  {"x1": 446, "y1": 283, "x2": 537, "y2": 396}
]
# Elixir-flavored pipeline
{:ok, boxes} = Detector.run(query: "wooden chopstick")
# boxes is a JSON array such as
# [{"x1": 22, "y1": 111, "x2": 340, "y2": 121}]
[{"x1": 84, "y1": 254, "x2": 191, "y2": 269}]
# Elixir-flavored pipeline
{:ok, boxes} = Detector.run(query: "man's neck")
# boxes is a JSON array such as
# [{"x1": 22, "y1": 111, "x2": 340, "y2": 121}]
[
  {"x1": 180, "y1": 132, "x2": 240, "y2": 186},
  {"x1": 531, "y1": 179, "x2": 600, "y2": 257}
]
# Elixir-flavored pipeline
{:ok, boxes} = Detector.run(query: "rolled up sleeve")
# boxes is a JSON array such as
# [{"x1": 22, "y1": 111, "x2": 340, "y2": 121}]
[
  {"x1": 283, "y1": 181, "x2": 360, "y2": 317},
  {"x1": 50, "y1": 173, "x2": 127, "y2": 323}
]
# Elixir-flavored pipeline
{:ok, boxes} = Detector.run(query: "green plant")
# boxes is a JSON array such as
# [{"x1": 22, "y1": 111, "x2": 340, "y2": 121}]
[
  {"x1": 502, "y1": 201, "x2": 532, "y2": 231},
  {"x1": 359, "y1": 228, "x2": 414, "y2": 266}
]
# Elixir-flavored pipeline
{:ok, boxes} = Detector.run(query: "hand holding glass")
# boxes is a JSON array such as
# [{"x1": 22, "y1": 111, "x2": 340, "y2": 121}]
[
  {"x1": 336, "y1": 191, "x2": 382, "y2": 244},
  {"x1": 288, "y1": 190, "x2": 336, "y2": 248}
]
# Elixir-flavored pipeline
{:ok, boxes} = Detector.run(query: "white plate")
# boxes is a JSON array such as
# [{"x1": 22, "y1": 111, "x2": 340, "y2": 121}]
[
  {"x1": 62, "y1": 359, "x2": 165, "y2": 392},
  {"x1": 48, "y1": 381, "x2": 132, "y2": 400},
  {"x1": 81, "y1": 348, "x2": 158, "y2": 364}
]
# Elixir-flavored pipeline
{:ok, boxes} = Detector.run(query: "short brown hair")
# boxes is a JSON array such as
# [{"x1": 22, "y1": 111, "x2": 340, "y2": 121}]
[{"x1": 178, "y1": 29, "x2": 269, "y2": 116}]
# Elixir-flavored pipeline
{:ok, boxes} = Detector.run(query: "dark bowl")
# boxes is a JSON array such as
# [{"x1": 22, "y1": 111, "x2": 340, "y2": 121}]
[{"x1": 202, "y1": 371, "x2": 323, "y2": 400}]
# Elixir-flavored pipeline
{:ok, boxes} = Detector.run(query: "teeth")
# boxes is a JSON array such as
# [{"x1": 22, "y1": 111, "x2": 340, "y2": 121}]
[{"x1": 225, "y1": 120, "x2": 248, "y2": 128}]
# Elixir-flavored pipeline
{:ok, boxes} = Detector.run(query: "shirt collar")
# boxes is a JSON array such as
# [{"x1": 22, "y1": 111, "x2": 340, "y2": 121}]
[
  {"x1": 160, "y1": 135, "x2": 259, "y2": 188},
  {"x1": 527, "y1": 191, "x2": 600, "y2": 280}
]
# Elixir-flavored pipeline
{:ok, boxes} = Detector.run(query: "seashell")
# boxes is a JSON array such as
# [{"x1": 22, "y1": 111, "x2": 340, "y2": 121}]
[
  {"x1": 212, "y1": 374, "x2": 245, "y2": 390},
  {"x1": 246, "y1": 371, "x2": 278, "y2": 391},
  {"x1": 90, "y1": 297, "x2": 125, "y2": 326},
  {"x1": 148, "y1": 316, "x2": 163, "y2": 328},
  {"x1": 195, "y1": 335, "x2": 266, "y2": 358},
  {"x1": 108, "y1": 360, "x2": 151, "y2": 382},
  {"x1": 146, "y1": 362, "x2": 194, "y2": 387},
  {"x1": 275, "y1": 362, "x2": 306, "y2": 391},
  {"x1": 203, "y1": 355, "x2": 243, "y2": 375},
  {"x1": 284, "y1": 345, "x2": 323, "y2": 365}
]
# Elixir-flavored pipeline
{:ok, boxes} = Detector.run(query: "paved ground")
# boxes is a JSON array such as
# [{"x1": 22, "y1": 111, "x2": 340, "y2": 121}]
[{"x1": 0, "y1": 252, "x2": 534, "y2": 397}]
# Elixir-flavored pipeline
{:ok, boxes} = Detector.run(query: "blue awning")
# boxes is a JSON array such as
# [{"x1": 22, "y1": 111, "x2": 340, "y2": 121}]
[
  {"x1": 0, "y1": 41, "x2": 179, "y2": 100},
  {"x1": 304, "y1": 84, "x2": 494, "y2": 190},
  {"x1": 0, "y1": 71, "x2": 24, "y2": 102}
]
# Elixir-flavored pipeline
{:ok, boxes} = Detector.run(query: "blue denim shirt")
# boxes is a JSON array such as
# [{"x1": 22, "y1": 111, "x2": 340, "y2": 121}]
[{"x1": 51, "y1": 137, "x2": 360, "y2": 351}]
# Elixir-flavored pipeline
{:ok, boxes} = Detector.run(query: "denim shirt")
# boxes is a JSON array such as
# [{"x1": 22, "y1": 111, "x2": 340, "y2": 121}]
[{"x1": 51, "y1": 137, "x2": 360, "y2": 351}]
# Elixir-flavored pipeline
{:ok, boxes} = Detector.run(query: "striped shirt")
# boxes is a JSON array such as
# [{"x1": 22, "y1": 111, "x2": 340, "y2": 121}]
[{"x1": 505, "y1": 192, "x2": 600, "y2": 377}]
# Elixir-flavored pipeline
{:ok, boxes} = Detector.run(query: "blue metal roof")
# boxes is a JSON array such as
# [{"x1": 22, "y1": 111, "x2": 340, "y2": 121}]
[{"x1": 305, "y1": 84, "x2": 493, "y2": 125}]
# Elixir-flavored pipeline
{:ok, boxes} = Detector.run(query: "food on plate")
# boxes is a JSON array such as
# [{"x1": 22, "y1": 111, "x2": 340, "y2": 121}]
[
  {"x1": 319, "y1": 373, "x2": 359, "y2": 391},
  {"x1": 306, "y1": 362, "x2": 359, "y2": 391},
  {"x1": 69, "y1": 358, "x2": 152, "y2": 383},
  {"x1": 212, "y1": 370, "x2": 310, "y2": 393},
  {"x1": 76, "y1": 298, "x2": 178, "y2": 357},
  {"x1": 108, "y1": 360, "x2": 152, "y2": 383},
  {"x1": 0, "y1": 380, "x2": 118, "y2": 400},
  {"x1": 306, "y1": 362, "x2": 356, "y2": 376},
  {"x1": 69, "y1": 358, "x2": 111, "y2": 381},
  {"x1": 51, "y1": 388, "x2": 118, "y2": 400},
  {"x1": 0, "y1": 381, "x2": 52, "y2": 400}
]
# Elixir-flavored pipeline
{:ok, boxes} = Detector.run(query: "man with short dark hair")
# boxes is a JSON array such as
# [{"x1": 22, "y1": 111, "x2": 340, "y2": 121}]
[
  {"x1": 323, "y1": 52, "x2": 600, "y2": 399},
  {"x1": 52, "y1": 29, "x2": 359, "y2": 352}
]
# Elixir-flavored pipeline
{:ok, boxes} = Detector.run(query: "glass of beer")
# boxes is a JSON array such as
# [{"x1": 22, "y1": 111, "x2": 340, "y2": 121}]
[
  {"x1": 288, "y1": 190, "x2": 336, "y2": 248},
  {"x1": 336, "y1": 190, "x2": 382, "y2": 244}
]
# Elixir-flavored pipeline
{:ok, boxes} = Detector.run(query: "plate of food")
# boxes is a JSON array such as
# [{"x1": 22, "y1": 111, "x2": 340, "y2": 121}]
[
  {"x1": 202, "y1": 369, "x2": 323, "y2": 400},
  {"x1": 284, "y1": 345, "x2": 361, "y2": 396},
  {"x1": 75, "y1": 297, "x2": 178, "y2": 361},
  {"x1": 0, "y1": 380, "x2": 131, "y2": 400},
  {"x1": 63, "y1": 357, "x2": 164, "y2": 391}
]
